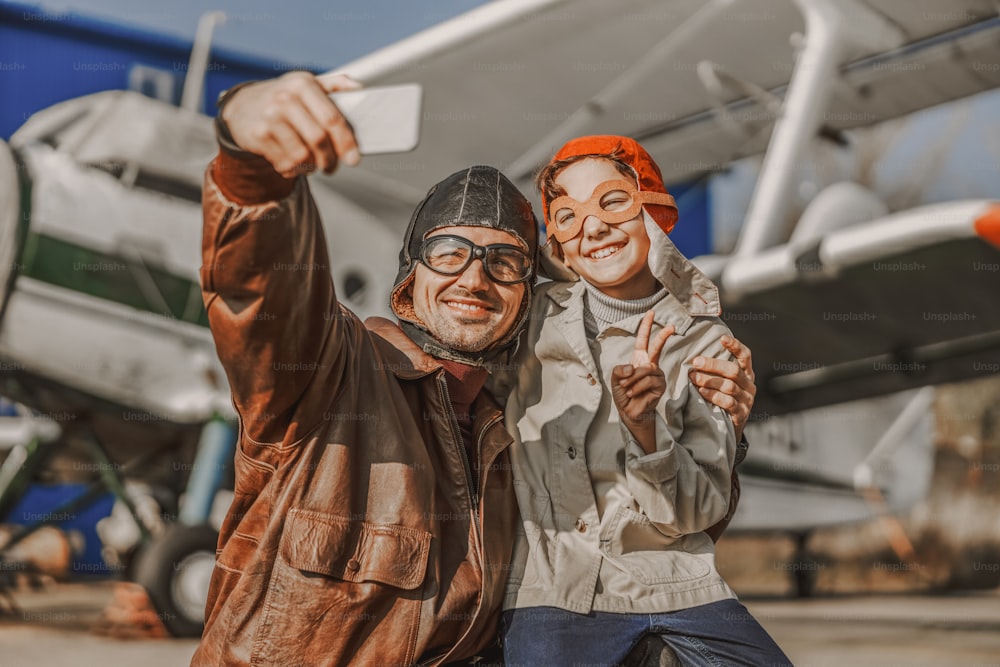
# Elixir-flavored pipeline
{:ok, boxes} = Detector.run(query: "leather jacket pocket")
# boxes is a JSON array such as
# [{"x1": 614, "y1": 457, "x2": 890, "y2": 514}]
[
  {"x1": 280, "y1": 509, "x2": 431, "y2": 588},
  {"x1": 252, "y1": 509, "x2": 432, "y2": 665}
]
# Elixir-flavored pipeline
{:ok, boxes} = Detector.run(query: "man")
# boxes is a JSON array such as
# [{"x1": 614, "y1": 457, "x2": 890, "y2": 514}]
[{"x1": 191, "y1": 71, "x2": 756, "y2": 666}]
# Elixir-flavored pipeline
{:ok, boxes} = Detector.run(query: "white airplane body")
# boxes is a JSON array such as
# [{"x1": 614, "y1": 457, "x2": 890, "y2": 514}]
[{"x1": 1, "y1": 91, "x2": 400, "y2": 426}]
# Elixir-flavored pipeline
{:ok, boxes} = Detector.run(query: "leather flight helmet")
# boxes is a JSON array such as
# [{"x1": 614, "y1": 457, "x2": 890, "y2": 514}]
[{"x1": 390, "y1": 165, "x2": 539, "y2": 365}]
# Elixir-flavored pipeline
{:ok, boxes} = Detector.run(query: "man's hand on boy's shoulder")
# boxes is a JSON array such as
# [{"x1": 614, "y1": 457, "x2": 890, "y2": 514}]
[{"x1": 688, "y1": 335, "x2": 756, "y2": 439}]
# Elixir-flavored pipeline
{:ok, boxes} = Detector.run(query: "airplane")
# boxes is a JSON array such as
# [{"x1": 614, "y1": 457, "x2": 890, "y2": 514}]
[
  {"x1": 0, "y1": 11, "x2": 405, "y2": 636},
  {"x1": 1, "y1": 0, "x2": 999, "y2": 635}
]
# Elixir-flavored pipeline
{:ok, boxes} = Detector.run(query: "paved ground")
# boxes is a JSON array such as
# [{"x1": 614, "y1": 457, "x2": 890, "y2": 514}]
[
  {"x1": 751, "y1": 591, "x2": 1000, "y2": 666},
  {"x1": 2, "y1": 581, "x2": 999, "y2": 666}
]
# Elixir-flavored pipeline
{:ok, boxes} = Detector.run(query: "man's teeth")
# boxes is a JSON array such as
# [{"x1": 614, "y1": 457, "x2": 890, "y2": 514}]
[
  {"x1": 589, "y1": 245, "x2": 622, "y2": 260},
  {"x1": 450, "y1": 302, "x2": 483, "y2": 312}
]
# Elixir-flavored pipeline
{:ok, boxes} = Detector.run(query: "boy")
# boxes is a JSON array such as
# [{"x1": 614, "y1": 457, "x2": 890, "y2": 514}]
[{"x1": 499, "y1": 136, "x2": 790, "y2": 666}]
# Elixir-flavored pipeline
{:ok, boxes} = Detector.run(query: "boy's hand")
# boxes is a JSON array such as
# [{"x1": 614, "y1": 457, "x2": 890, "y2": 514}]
[
  {"x1": 221, "y1": 71, "x2": 362, "y2": 178},
  {"x1": 611, "y1": 311, "x2": 674, "y2": 455},
  {"x1": 689, "y1": 335, "x2": 756, "y2": 439}
]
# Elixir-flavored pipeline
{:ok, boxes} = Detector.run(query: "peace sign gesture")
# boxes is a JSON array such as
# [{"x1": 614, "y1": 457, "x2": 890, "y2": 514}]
[{"x1": 611, "y1": 310, "x2": 675, "y2": 454}]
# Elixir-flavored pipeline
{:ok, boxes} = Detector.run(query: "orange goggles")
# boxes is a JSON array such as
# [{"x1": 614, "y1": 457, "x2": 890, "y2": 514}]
[{"x1": 546, "y1": 179, "x2": 676, "y2": 243}]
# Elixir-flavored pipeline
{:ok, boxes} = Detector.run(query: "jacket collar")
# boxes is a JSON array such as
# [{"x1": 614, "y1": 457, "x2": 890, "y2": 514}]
[
  {"x1": 645, "y1": 210, "x2": 721, "y2": 319},
  {"x1": 543, "y1": 281, "x2": 600, "y2": 377},
  {"x1": 364, "y1": 316, "x2": 441, "y2": 379},
  {"x1": 365, "y1": 316, "x2": 510, "y2": 461}
]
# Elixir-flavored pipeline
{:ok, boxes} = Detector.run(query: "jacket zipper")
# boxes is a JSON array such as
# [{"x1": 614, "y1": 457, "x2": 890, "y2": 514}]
[
  {"x1": 421, "y1": 377, "x2": 499, "y2": 667},
  {"x1": 474, "y1": 413, "x2": 503, "y2": 525},
  {"x1": 416, "y1": 652, "x2": 446, "y2": 667},
  {"x1": 436, "y1": 376, "x2": 480, "y2": 542}
]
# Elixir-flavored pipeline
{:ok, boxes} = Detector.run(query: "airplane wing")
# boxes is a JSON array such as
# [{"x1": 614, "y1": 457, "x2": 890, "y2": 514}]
[
  {"x1": 335, "y1": 0, "x2": 1000, "y2": 196},
  {"x1": 719, "y1": 201, "x2": 1000, "y2": 415}
]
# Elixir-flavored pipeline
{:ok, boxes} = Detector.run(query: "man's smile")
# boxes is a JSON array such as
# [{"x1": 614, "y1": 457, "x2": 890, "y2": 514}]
[{"x1": 443, "y1": 296, "x2": 495, "y2": 318}]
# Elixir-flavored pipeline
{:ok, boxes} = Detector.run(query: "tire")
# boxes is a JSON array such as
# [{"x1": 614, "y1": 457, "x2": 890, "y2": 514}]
[
  {"x1": 791, "y1": 532, "x2": 817, "y2": 598},
  {"x1": 132, "y1": 523, "x2": 218, "y2": 638},
  {"x1": 793, "y1": 557, "x2": 818, "y2": 598}
]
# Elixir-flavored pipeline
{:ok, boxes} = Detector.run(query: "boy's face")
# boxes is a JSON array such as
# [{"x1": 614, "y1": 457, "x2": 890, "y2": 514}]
[{"x1": 552, "y1": 158, "x2": 657, "y2": 300}]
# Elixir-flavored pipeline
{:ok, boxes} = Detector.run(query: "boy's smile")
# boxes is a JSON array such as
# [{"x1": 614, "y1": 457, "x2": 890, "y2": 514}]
[{"x1": 587, "y1": 242, "x2": 625, "y2": 260}]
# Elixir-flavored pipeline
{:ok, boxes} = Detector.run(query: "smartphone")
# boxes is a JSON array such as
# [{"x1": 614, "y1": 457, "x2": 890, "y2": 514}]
[{"x1": 329, "y1": 83, "x2": 423, "y2": 155}]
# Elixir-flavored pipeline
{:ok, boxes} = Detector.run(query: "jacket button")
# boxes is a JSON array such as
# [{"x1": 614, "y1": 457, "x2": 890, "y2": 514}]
[
  {"x1": 568, "y1": 446, "x2": 577, "y2": 459},
  {"x1": 586, "y1": 374, "x2": 597, "y2": 386},
  {"x1": 575, "y1": 518, "x2": 587, "y2": 533},
  {"x1": 346, "y1": 558, "x2": 361, "y2": 572}
]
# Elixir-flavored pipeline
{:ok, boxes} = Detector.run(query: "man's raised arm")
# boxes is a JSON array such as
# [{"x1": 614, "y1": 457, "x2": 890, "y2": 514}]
[{"x1": 201, "y1": 72, "x2": 362, "y2": 444}]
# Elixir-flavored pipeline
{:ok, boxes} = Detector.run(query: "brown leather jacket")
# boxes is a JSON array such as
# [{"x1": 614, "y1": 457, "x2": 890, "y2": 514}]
[{"x1": 191, "y1": 158, "x2": 518, "y2": 666}]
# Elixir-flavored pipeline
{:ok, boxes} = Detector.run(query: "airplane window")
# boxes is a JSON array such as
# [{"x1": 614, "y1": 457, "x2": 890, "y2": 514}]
[
  {"x1": 86, "y1": 162, "x2": 202, "y2": 204},
  {"x1": 342, "y1": 271, "x2": 367, "y2": 304}
]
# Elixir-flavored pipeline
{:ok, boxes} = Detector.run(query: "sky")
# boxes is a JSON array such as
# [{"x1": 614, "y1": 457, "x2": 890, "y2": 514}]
[{"x1": 17, "y1": 0, "x2": 492, "y2": 68}]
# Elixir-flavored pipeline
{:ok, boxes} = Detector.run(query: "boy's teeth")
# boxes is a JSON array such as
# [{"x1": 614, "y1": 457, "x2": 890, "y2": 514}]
[
  {"x1": 452, "y1": 302, "x2": 480, "y2": 311},
  {"x1": 590, "y1": 245, "x2": 620, "y2": 259}
]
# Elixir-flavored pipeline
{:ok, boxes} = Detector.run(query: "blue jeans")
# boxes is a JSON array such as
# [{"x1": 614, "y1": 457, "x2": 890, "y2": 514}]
[{"x1": 501, "y1": 599, "x2": 792, "y2": 666}]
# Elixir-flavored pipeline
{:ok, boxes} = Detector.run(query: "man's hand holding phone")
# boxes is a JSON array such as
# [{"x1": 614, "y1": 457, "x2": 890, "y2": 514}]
[
  {"x1": 221, "y1": 71, "x2": 363, "y2": 178},
  {"x1": 221, "y1": 72, "x2": 423, "y2": 179}
]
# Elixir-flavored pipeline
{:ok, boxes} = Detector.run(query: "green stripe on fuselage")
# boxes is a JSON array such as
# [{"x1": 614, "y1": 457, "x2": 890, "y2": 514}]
[{"x1": 21, "y1": 231, "x2": 208, "y2": 328}]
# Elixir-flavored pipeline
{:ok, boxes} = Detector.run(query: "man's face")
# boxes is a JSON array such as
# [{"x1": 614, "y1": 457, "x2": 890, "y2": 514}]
[{"x1": 411, "y1": 225, "x2": 528, "y2": 353}]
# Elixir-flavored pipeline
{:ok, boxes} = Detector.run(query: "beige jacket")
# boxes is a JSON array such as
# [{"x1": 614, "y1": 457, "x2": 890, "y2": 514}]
[{"x1": 500, "y1": 213, "x2": 737, "y2": 614}]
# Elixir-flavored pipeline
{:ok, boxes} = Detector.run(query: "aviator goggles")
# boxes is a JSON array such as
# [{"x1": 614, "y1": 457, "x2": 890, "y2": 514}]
[
  {"x1": 418, "y1": 234, "x2": 533, "y2": 284},
  {"x1": 546, "y1": 179, "x2": 677, "y2": 243}
]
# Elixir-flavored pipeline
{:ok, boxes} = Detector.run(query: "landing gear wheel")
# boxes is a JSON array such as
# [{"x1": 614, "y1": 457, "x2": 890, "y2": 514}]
[
  {"x1": 792, "y1": 532, "x2": 817, "y2": 598},
  {"x1": 132, "y1": 523, "x2": 218, "y2": 637}
]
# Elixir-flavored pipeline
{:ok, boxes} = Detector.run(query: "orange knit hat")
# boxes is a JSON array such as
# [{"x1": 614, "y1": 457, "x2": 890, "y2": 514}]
[{"x1": 541, "y1": 135, "x2": 678, "y2": 235}]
